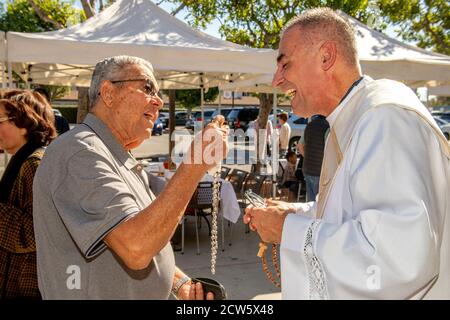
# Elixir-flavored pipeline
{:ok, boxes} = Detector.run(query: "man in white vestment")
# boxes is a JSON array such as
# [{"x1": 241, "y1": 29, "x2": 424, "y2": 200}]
[{"x1": 244, "y1": 8, "x2": 450, "y2": 299}]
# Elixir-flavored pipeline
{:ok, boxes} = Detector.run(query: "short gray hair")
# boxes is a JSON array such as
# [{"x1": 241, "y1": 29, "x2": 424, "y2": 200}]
[
  {"x1": 88, "y1": 55, "x2": 154, "y2": 109},
  {"x1": 282, "y1": 8, "x2": 358, "y2": 66}
]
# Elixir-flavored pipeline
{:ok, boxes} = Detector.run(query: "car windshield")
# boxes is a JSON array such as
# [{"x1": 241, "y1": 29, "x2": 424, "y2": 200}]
[{"x1": 227, "y1": 109, "x2": 240, "y2": 119}]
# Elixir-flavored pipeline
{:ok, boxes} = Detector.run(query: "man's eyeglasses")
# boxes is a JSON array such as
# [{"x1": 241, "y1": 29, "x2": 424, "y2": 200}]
[
  {"x1": 0, "y1": 116, "x2": 14, "y2": 124},
  {"x1": 110, "y1": 79, "x2": 161, "y2": 98}
]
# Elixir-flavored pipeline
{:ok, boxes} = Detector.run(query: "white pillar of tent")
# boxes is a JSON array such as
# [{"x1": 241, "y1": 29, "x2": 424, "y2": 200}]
[
  {"x1": 25, "y1": 64, "x2": 30, "y2": 89},
  {"x1": 272, "y1": 91, "x2": 278, "y2": 198},
  {"x1": 1, "y1": 61, "x2": 5, "y2": 89},
  {"x1": 200, "y1": 84, "x2": 204, "y2": 129},
  {"x1": 8, "y1": 60, "x2": 12, "y2": 88},
  {"x1": 2, "y1": 33, "x2": 8, "y2": 89}
]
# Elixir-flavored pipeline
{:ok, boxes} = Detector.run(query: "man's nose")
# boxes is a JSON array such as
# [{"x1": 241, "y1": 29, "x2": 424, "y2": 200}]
[
  {"x1": 272, "y1": 65, "x2": 284, "y2": 88},
  {"x1": 154, "y1": 95, "x2": 164, "y2": 110}
]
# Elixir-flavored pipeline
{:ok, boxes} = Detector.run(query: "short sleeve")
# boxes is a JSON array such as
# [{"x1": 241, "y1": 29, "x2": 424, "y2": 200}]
[{"x1": 52, "y1": 148, "x2": 140, "y2": 258}]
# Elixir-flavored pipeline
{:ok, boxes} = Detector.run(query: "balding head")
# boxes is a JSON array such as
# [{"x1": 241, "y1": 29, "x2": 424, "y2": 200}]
[
  {"x1": 282, "y1": 8, "x2": 358, "y2": 67},
  {"x1": 89, "y1": 55, "x2": 156, "y2": 110}
]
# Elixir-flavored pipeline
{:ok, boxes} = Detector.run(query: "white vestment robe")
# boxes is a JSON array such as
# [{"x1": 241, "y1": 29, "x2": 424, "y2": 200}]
[{"x1": 280, "y1": 76, "x2": 450, "y2": 299}]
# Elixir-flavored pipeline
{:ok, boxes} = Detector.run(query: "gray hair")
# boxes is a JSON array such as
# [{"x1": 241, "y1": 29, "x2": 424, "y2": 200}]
[
  {"x1": 282, "y1": 8, "x2": 358, "y2": 66},
  {"x1": 88, "y1": 55, "x2": 154, "y2": 109}
]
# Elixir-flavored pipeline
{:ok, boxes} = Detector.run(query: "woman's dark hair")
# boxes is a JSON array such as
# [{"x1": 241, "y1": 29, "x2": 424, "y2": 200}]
[{"x1": 0, "y1": 90, "x2": 56, "y2": 146}]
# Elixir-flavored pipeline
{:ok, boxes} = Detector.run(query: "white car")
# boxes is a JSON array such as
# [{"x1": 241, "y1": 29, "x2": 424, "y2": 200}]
[
  {"x1": 434, "y1": 117, "x2": 450, "y2": 140},
  {"x1": 268, "y1": 112, "x2": 308, "y2": 152}
]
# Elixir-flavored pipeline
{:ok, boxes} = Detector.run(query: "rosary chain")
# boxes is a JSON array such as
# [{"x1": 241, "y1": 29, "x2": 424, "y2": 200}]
[{"x1": 210, "y1": 167, "x2": 221, "y2": 274}]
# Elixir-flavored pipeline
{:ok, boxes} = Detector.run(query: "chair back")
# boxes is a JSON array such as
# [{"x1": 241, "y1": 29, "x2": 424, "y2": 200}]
[
  {"x1": 243, "y1": 173, "x2": 266, "y2": 195},
  {"x1": 187, "y1": 181, "x2": 222, "y2": 211},
  {"x1": 227, "y1": 169, "x2": 249, "y2": 195},
  {"x1": 220, "y1": 166, "x2": 231, "y2": 180}
]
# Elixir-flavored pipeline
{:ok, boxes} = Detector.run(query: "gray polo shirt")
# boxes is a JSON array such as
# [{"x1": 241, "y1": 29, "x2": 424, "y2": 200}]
[{"x1": 33, "y1": 113, "x2": 175, "y2": 299}]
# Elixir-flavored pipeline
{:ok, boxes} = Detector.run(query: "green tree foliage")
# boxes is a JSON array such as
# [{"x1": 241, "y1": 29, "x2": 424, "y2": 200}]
[
  {"x1": 0, "y1": 0, "x2": 85, "y2": 32},
  {"x1": 0, "y1": 1, "x2": 85, "y2": 100},
  {"x1": 162, "y1": 0, "x2": 374, "y2": 50},
  {"x1": 162, "y1": 0, "x2": 448, "y2": 54},
  {"x1": 377, "y1": 0, "x2": 449, "y2": 55},
  {"x1": 171, "y1": 87, "x2": 219, "y2": 110}
]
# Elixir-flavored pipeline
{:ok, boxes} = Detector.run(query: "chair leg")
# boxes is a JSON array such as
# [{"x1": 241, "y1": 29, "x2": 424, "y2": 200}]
[
  {"x1": 221, "y1": 213, "x2": 225, "y2": 252},
  {"x1": 201, "y1": 215, "x2": 211, "y2": 236},
  {"x1": 194, "y1": 210, "x2": 200, "y2": 255},
  {"x1": 181, "y1": 217, "x2": 185, "y2": 255},
  {"x1": 228, "y1": 222, "x2": 234, "y2": 246}
]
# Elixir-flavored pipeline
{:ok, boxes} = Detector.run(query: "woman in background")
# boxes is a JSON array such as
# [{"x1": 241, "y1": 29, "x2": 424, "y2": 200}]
[{"x1": 0, "y1": 90, "x2": 56, "y2": 299}]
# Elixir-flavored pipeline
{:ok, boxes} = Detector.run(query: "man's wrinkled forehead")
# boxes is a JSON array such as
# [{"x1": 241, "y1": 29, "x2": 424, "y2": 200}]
[
  {"x1": 129, "y1": 63, "x2": 158, "y2": 90},
  {"x1": 277, "y1": 27, "x2": 313, "y2": 63}
]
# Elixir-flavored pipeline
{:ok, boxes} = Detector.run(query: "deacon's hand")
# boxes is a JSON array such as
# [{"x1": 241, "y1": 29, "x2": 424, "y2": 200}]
[
  {"x1": 178, "y1": 281, "x2": 214, "y2": 300},
  {"x1": 243, "y1": 204, "x2": 289, "y2": 244},
  {"x1": 265, "y1": 198, "x2": 298, "y2": 213}
]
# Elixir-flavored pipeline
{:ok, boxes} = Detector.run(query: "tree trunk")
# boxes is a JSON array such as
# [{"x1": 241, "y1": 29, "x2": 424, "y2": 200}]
[
  {"x1": 76, "y1": 87, "x2": 90, "y2": 124},
  {"x1": 255, "y1": 93, "x2": 273, "y2": 173},
  {"x1": 80, "y1": 0, "x2": 96, "y2": 19},
  {"x1": 27, "y1": 0, "x2": 63, "y2": 29}
]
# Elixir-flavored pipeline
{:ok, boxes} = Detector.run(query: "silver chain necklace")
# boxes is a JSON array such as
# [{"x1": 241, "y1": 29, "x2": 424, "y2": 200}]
[{"x1": 210, "y1": 164, "x2": 221, "y2": 274}]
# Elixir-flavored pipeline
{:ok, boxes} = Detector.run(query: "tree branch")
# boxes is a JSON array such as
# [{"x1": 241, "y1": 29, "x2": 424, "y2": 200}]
[
  {"x1": 269, "y1": 9, "x2": 282, "y2": 30},
  {"x1": 249, "y1": 3, "x2": 269, "y2": 35},
  {"x1": 27, "y1": 0, "x2": 63, "y2": 29},
  {"x1": 80, "y1": 0, "x2": 96, "y2": 19},
  {"x1": 171, "y1": 3, "x2": 186, "y2": 16},
  {"x1": 423, "y1": 7, "x2": 448, "y2": 52},
  {"x1": 246, "y1": 20, "x2": 258, "y2": 45}
]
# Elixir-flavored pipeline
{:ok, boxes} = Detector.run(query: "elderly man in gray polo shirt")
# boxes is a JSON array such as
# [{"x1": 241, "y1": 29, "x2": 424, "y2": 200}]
[{"x1": 32, "y1": 55, "x2": 229, "y2": 299}]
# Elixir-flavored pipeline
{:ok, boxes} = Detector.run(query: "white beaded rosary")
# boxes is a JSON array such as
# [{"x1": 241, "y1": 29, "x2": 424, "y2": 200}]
[{"x1": 209, "y1": 115, "x2": 227, "y2": 275}]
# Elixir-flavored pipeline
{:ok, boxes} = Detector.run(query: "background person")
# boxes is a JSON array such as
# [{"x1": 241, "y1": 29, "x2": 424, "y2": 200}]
[
  {"x1": 278, "y1": 112, "x2": 291, "y2": 158},
  {"x1": 296, "y1": 114, "x2": 329, "y2": 202},
  {"x1": 0, "y1": 93, "x2": 56, "y2": 299}
]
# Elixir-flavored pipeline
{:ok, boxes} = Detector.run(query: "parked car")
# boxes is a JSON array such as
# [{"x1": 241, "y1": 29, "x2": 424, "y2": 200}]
[
  {"x1": 227, "y1": 107, "x2": 259, "y2": 132},
  {"x1": 175, "y1": 111, "x2": 189, "y2": 126},
  {"x1": 434, "y1": 116, "x2": 450, "y2": 140},
  {"x1": 185, "y1": 110, "x2": 216, "y2": 130},
  {"x1": 152, "y1": 117, "x2": 164, "y2": 135},
  {"x1": 431, "y1": 110, "x2": 450, "y2": 123},
  {"x1": 287, "y1": 115, "x2": 309, "y2": 152},
  {"x1": 211, "y1": 108, "x2": 235, "y2": 120},
  {"x1": 158, "y1": 112, "x2": 169, "y2": 128}
]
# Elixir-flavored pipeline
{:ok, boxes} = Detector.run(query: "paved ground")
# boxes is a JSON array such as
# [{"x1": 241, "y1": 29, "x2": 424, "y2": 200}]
[
  {"x1": 0, "y1": 127, "x2": 282, "y2": 299},
  {"x1": 134, "y1": 129, "x2": 282, "y2": 300}
]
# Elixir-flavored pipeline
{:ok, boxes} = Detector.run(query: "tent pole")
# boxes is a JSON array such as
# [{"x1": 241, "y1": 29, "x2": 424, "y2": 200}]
[
  {"x1": 272, "y1": 92, "x2": 278, "y2": 198},
  {"x1": 1, "y1": 61, "x2": 5, "y2": 89},
  {"x1": 200, "y1": 81, "x2": 205, "y2": 130},
  {"x1": 168, "y1": 89, "x2": 176, "y2": 169},
  {"x1": 25, "y1": 64, "x2": 30, "y2": 89},
  {"x1": 7, "y1": 61, "x2": 12, "y2": 88}
]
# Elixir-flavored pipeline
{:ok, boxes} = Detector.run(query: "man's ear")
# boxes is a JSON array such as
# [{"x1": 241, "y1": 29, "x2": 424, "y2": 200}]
[
  {"x1": 99, "y1": 81, "x2": 114, "y2": 108},
  {"x1": 319, "y1": 41, "x2": 337, "y2": 71}
]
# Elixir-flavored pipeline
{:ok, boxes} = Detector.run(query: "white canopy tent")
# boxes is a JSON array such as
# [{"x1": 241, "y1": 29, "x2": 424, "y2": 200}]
[
  {"x1": 0, "y1": 31, "x2": 8, "y2": 88},
  {"x1": 428, "y1": 85, "x2": 450, "y2": 97},
  {"x1": 220, "y1": 11, "x2": 450, "y2": 93},
  {"x1": 5, "y1": 0, "x2": 276, "y2": 89}
]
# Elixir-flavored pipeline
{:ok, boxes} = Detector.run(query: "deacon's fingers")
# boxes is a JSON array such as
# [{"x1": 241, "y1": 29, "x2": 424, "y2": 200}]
[
  {"x1": 206, "y1": 292, "x2": 214, "y2": 300},
  {"x1": 265, "y1": 198, "x2": 278, "y2": 206},
  {"x1": 195, "y1": 281, "x2": 204, "y2": 300},
  {"x1": 189, "y1": 281, "x2": 196, "y2": 300}
]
